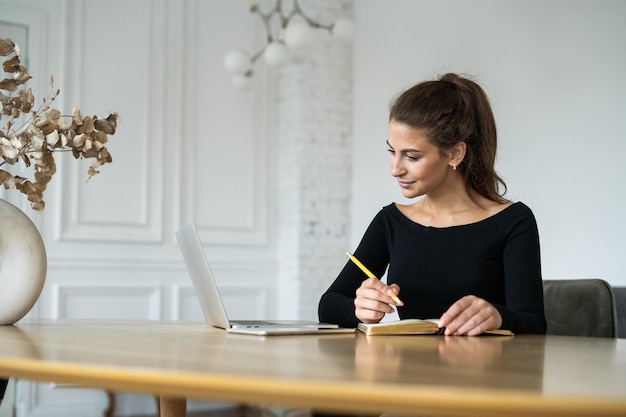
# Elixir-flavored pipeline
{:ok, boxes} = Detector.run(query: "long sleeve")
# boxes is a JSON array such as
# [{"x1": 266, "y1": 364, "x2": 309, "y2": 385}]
[
  {"x1": 318, "y1": 210, "x2": 391, "y2": 328},
  {"x1": 494, "y1": 205, "x2": 546, "y2": 333}
]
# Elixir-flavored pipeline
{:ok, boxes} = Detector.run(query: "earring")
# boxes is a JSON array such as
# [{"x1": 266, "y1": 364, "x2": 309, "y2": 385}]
[{"x1": 451, "y1": 164, "x2": 457, "y2": 170}]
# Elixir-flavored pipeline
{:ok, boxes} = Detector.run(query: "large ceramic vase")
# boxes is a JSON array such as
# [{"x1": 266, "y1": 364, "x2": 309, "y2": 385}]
[{"x1": 0, "y1": 199, "x2": 47, "y2": 325}]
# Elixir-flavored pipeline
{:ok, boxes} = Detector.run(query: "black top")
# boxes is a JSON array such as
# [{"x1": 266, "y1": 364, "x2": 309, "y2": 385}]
[{"x1": 318, "y1": 202, "x2": 546, "y2": 334}]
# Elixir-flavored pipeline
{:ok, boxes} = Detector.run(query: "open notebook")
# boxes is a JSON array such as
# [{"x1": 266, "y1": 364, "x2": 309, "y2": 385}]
[{"x1": 175, "y1": 224, "x2": 354, "y2": 336}]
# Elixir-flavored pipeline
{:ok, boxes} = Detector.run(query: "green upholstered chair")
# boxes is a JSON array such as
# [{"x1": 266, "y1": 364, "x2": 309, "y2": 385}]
[
  {"x1": 543, "y1": 279, "x2": 618, "y2": 338},
  {"x1": 613, "y1": 286, "x2": 626, "y2": 338}
]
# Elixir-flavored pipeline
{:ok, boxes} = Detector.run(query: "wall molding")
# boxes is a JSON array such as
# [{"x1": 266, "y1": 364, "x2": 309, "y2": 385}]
[
  {"x1": 55, "y1": 0, "x2": 165, "y2": 244},
  {"x1": 177, "y1": 0, "x2": 271, "y2": 247},
  {"x1": 50, "y1": 284, "x2": 162, "y2": 320}
]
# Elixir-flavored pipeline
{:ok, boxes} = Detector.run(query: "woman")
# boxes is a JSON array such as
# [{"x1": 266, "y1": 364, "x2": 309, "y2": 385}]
[{"x1": 318, "y1": 73, "x2": 546, "y2": 335}]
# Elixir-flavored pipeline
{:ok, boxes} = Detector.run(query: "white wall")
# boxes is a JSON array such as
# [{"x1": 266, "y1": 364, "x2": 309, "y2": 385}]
[{"x1": 351, "y1": 0, "x2": 626, "y2": 286}]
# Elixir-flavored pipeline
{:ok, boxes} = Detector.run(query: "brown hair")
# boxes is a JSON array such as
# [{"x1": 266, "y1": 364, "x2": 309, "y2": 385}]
[{"x1": 389, "y1": 73, "x2": 508, "y2": 203}]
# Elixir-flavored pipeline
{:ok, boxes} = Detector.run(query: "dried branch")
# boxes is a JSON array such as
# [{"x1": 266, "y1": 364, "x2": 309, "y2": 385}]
[{"x1": 0, "y1": 38, "x2": 119, "y2": 211}]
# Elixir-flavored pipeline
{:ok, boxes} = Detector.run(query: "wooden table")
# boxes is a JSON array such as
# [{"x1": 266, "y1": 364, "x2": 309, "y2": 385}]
[{"x1": 0, "y1": 320, "x2": 625, "y2": 417}]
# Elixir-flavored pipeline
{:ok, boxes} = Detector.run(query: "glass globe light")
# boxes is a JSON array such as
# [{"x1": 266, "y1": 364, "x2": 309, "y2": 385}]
[
  {"x1": 264, "y1": 42, "x2": 290, "y2": 66},
  {"x1": 285, "y1": 20, "x2": 313, "y2": 50},
  {"x1": 224, "y1": 49, "x2": 251, "y2": 74},
  {"x1": 331, "y1": 18, "x2": 355, "y2": 44}
]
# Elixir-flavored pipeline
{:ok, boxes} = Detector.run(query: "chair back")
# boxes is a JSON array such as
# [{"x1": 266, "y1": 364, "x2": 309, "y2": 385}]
[
  {"x1": 613, "y1": 287, "x2": 626, "y2": 338},
  {"x1": 543, "y1": 279, "x2": 617, "y2": 338}
]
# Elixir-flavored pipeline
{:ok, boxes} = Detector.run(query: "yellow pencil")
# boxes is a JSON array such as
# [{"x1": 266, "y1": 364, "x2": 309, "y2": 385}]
[{"x1": 345, "y1": 252, "x2": 403, "y2": 304}]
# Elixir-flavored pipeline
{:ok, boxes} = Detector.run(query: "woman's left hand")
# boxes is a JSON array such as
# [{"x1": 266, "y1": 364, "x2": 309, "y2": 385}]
[{"x1": 438, "y1": 295, "x2": 503, "y2": 336}]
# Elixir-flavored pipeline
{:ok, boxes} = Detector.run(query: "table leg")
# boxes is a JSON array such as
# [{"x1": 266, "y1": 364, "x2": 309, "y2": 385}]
[
  {"x1": 159, "y1": 396, "x2": 186, "y2": 417},
  {"x1": 103, "y1": 391, "x2": 115, "y2": 417}
]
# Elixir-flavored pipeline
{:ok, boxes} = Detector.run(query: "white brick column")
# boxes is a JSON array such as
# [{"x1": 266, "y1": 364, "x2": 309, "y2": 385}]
[{"x1": 276, "y1": 0, "x2": 354, "y2": 321}]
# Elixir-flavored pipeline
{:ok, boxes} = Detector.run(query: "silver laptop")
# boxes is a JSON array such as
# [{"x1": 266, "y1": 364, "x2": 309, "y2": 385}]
[{"x1": 175, "y1": 224, "x2": 354, "y2": 335}]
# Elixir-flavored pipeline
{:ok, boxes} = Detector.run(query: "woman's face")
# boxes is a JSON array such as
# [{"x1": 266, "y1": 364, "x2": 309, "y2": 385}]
[{"x1": 387, "y1": 120, "x2": 451, "y2": 199}]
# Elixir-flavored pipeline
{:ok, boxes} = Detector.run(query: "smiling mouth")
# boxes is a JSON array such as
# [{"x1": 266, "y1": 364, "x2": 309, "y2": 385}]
[{"x1": 397, "y1": 180, "x2": 414, "y2": 189}]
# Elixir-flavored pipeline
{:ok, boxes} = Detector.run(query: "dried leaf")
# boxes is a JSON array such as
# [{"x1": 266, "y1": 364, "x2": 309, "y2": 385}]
[
  {"x1": 45, "y1": 107, "x2": 61, "y2": 121},
  {"x1": 82, "y1": 147, "x2": 98, "y2": 158},
  {"x1": 9, "y1": 134, "x2": 25, "y2": 149},
  {"x1": 2, "y1": 56, "x2": 20, "y2": 73},
  {"x1": 101, "y1": 147, "x2": 112, "y2": 162},
  {"x1": 93, "y1": 112, "x2": 119, "y2": 134},
  {"x1": 34, "y1": 119, "x2": 53, "y2": 134},
  {"x1": 3, "y1": 174, "x2": 16, "y2": 189},
  {"x1": 0, "y1": 169, "x2": 13, "y2": 185},
  {"x1": 91, "y1": 130, "x2": 105, "y2": 144},
  {"x1": 79, "y1": 116, "x2": 95, "y2": 134},
  {"x1": 46, "y1": 130, "x2": 60, "y2": 147},
  {"x1": 15, "y1": 179, "x2": 36, "y2": 194},
  {"x1": 31, "y1": 133, "x2": 44, "y2": 151},
  {"x1": 72, "y1": 133, "x2": 86, "y2": 148},
  {"x1": 72, "y1": 107, "x2": 83, "y2": 126},
  {"x1": 86, "y1": 159, "x2": 103, "y2": 181},
  {"x1": 0, "y1": 78, "x2": 19, "y2": 92},
  {"x1": 0, "y1": 66, "x2": 31, "y2": 92},
  {"x1": 16, "y1": 88, "x2": 34, "y2": 112},
  {"x1": 0, "y1": 39, "x2": 15, "y2": 56},
  {"x1": 30, "y1": 201, "x2": 44, "y2": 212},
  {"x1": 19, "y1": 153, "x2": 31, "y2": 167},
  {"x1": 0, "y1": 137, "x2": 19, "y2": 160}
]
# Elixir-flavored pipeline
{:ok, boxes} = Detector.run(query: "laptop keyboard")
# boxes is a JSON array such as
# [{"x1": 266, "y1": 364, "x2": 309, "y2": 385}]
[{"x1": 230, "y1": 320, "x2": 332, "y2": 328}]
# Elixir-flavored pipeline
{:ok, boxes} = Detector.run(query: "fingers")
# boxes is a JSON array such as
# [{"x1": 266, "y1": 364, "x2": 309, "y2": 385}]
[
  {"x1": 387, "y1": 283, "x2": 404, "y2": 306},
  {"x1": 354, "y1": 279, "x2": 401, "y2": 323},
  {"x1": 361, "y1": 279, "x2": 402, "y2": 305},
  {"x1": 439, "y1": 295, "x2": 502, "y2": 336}
]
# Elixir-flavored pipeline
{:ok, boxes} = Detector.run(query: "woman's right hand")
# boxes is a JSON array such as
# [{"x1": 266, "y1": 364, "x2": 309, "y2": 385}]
[{"x1": 354, "y1": 279, "x2": 403, "y2": 323}]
